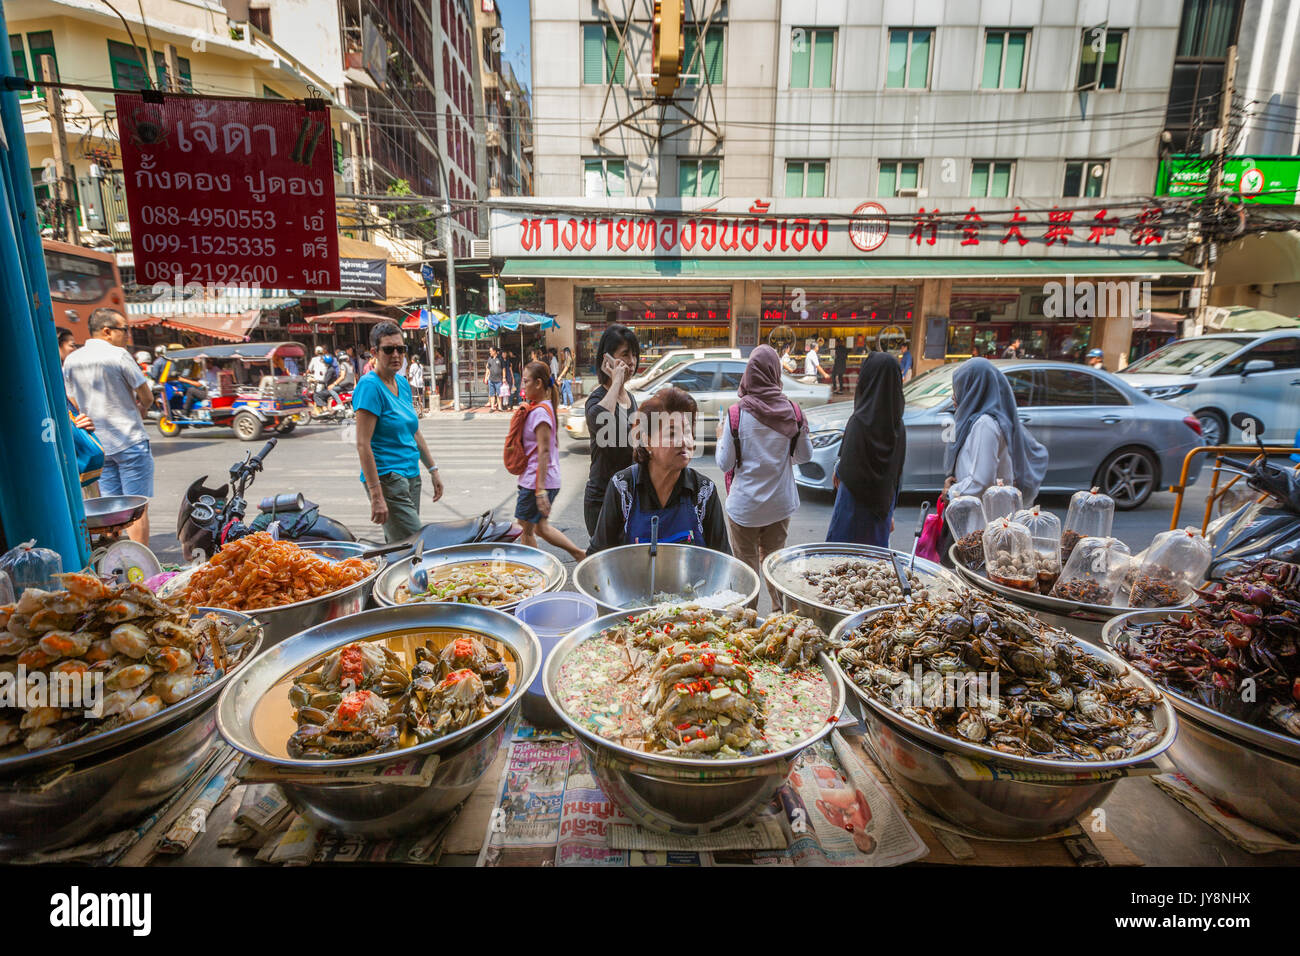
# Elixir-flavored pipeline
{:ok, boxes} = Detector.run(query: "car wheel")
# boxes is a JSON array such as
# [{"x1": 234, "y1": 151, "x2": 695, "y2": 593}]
[
  {"x1": 275, "y1": 420, "x2": 297, "y2": 435},
  {"x1": 1096, "y1": 447, "x2": 1158, "y2": 510},
  {"x1": 1195, "y1": 409, "x2": 1227, "y2": 447},
  {"x1": 233, "y1": 411, "x2": 264, "y2": 442}
]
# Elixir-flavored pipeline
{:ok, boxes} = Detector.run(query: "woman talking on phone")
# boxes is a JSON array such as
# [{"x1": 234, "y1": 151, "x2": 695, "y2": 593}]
[{"x1": 582, "y1": 324, "x2": 641, "y2": 537}]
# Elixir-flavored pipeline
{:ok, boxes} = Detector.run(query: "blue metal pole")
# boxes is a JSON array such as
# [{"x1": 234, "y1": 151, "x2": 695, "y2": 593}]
[{"x1": 0, "y1": 2, "x2": 89, "y2": 567}]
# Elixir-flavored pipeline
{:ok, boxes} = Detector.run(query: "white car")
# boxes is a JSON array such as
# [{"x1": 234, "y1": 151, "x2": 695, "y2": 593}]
[{"x1": 1120, "y1": 330, "x2": 1300, "y2": 446}]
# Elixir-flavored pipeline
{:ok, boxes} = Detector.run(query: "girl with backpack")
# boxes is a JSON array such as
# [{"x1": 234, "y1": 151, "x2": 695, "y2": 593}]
[
  {"x1": 508, "y1": 360, "x2": 586, "y2": 560},
  {"x1": 715, "y1": 345, "x2": 812, "y2": 608}
]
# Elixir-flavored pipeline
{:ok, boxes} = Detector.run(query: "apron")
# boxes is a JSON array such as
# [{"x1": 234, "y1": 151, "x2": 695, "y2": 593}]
[{"x1": 625, "y1": 465, "x2": 704, "y2": 546}]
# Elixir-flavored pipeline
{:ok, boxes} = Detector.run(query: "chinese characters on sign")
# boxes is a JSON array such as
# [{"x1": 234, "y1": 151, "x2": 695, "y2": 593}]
[{"x1": 116, "y1": 94, "x2": 340, "y2": 291}]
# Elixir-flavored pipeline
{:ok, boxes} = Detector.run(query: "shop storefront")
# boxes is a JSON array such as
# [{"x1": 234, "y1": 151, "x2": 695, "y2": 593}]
[{"x1": 491, "y1": 198, "x2": 1201, "y2": 376}]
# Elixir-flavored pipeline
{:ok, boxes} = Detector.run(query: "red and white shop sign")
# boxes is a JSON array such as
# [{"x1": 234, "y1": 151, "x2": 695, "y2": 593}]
[{"x1": 116, "y1": 94, "x2": 340, "y2": 291}]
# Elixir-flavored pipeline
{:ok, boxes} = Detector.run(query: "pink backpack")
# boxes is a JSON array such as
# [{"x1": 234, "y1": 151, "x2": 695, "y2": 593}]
[{"x1": 723, "y1": 402, "x2": 805, "y2": 493}]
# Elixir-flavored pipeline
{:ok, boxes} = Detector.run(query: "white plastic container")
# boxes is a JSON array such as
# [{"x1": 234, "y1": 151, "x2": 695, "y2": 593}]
[{"x1": 514, "y1": 592, "x2": 599, "y2": 726}]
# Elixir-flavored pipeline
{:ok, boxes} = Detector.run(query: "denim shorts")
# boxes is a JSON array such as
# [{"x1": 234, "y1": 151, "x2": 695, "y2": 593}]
[
  {"x1": 100, "y1": 439, "x2": 155, "y2": 498},
  {"x1": 515, "y1": 487, "x2": 559, "y2": 524}
]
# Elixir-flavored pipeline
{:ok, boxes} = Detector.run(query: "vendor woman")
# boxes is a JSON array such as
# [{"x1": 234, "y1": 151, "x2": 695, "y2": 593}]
[{"x1": 587, "y1": 386, "x2": 729, "y2": 554}]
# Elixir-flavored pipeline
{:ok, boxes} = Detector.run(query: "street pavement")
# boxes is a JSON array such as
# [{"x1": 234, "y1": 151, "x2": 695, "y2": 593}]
[{"x1": 144, "y1": 406, "x2": 1216, "y2": 614}]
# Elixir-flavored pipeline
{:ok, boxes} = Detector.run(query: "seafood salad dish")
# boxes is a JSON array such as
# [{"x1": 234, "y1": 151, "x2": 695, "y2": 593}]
[
  {"x1": 790, "y1": 558, "x2": 932, "y2": 611},
  {"x1": 0, "y1": 574, "x2": 251, "y2": 755},
  {"x1": 277, "y1": 632, "x2": 514, "y2": 759},
  {"x1": 837, "y1": 593, "x2": 1164, "y2": 762},
  {"x1": 554, "y1": 604, "x2": 835, "y2": 759},
  {"x1": 396, "y1": 561, "x2": 546, "y2": 607},
  {"x1": 1115, "y1": 559, "x2": 1300, "y2": 739},
  {"x1": 183, "y1": 533, "x2": 375, "y2": 612}
]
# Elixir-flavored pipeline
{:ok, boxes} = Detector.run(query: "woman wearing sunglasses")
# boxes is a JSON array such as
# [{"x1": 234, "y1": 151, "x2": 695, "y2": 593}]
[{"x1": 354, "y1": 321, "x2": 444, "y2": 541}]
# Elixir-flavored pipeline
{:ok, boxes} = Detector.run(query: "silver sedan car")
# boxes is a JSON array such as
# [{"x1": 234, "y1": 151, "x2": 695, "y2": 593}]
[{"x1": 794, "y1": 359, "x2": 1205, "y2": 509}]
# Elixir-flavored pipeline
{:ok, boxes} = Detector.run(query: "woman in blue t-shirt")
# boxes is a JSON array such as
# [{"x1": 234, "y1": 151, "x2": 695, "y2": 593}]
[{"x1": 354, "y1": 321, "x2": 444, "y2": 541}]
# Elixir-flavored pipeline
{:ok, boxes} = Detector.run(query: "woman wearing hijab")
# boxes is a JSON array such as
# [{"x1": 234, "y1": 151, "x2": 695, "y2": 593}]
[
  {"x1": 716, "y1": 345, "x2": 812, "y2": 607},
  {"x1": 942, "y1": 357, "x2": 1049, "y2": 503},
  {"x1": 827, "y1": 352, "x2": 907, "y2": 547}
]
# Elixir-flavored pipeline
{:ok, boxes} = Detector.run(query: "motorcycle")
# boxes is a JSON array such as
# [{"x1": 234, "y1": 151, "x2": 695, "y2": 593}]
[
  {"x1": 303, "y1": 383, "x2": 354, "y2": 424},
  {"x1": 1205, "y1": 413, "x2": 1300, "y2": 579},
  {"x1": 177, "y1": 438, "x2": 520, "y2": 563}
]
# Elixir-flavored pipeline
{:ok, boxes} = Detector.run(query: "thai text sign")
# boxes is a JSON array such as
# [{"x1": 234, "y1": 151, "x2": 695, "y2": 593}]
[
  {"x1": 1157, "y1": 155, "x2": 1300, "y2": 205},
  {"x1": 489, "y1": 197, "x2": 1175, "y2": 259},
  {"x1": 116, "y1": 94, "x2": 340, "y2": 290}
]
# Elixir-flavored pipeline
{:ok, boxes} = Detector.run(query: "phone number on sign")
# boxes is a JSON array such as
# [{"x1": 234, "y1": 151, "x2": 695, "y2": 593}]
[
  {"x1": 139, "y1": 261, "x2": 283, "y2": 285},
  {"x1": 140, "y1": 234, "x2": 279, "y2": 257},
  {"x1": 139, "y1": 206, "x2": 278, "y2": 230}
]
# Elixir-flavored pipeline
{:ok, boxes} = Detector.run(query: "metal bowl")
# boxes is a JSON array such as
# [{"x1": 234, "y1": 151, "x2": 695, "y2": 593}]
[
  {"x1": 0, "y1": 609, "x2": 261, "y2": 853},
  {"x1": 765, "y1": 543, "x2": 967, "y2": 634},
  {"x1": 83, "y1": 494, "x2": 149, "y2": 532},
  {"x1": 543, "y1": 608, "x2": 845, "y2": 835},
  {"x1": 217, "y1": 603, "x2": 540, "y2": 838},
  {"x1": 828, "y1": 605, "x2": 1178, "y2": 838},
  {"x1": 370, "y1": 542, "x2": 566, "y2": 611},
  {"x1": 1104, "y1": 609, "x2": 1300, "y2": 838},
  {"x1": 207, "y1": 541, "x2": 384, "y2": 647},
  {"x1": 949, "y1": 545, "x2": 1190, "y2": 645},
  {"x1": 573, "y1": 544, "x2": 761, "y2": 615}
]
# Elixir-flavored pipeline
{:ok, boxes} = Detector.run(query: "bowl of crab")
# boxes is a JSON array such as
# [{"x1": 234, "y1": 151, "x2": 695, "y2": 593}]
[
  {"x1": 0, "y1": 573, "x2": 260, "y2": 853},
  {"x1": 216, "y1": 602, "x2": 540, "y2": 838},
  {"x1": 542, "y1": 603, "x2": 845, "y2": 836}
]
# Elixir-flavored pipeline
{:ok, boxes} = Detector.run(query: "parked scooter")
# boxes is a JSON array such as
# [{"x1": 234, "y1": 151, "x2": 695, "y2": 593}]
[
  {"x1": 177, "y1": 438, "x2": 520, "y2": 563},
  {"x1": 1205, "y1": 413, "x2": 1300, "y2": 579}
]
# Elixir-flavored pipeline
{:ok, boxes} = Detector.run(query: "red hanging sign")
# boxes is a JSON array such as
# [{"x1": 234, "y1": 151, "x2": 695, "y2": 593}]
[{"x1": 116, "y1": 94, "x2": 340, "y2": 291}]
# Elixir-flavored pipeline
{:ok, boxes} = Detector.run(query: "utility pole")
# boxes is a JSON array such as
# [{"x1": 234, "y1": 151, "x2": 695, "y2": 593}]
[
  {"x1": 444, "y1": 194, "x2": 461, "y2": 411},
  {"x1": 41, "y1": 54, "x2": 79, "y2": 245},
  {"x1": 1196, "y1": 44, "x2": 1237, "y2": 335}
]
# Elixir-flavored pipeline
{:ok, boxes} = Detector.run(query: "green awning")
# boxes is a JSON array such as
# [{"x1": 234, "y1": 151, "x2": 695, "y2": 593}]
[{"x1": 502, "y1": 257, "x2": 1200, "y2": 280}]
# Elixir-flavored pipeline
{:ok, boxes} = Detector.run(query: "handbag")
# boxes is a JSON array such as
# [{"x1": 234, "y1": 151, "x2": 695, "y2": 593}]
[
  {"x1": 915, "y1": 494, "x2": 945, "y2": 563},
  {"x1": 67, "y1": 398, "x2": 104, "y2": 488}
]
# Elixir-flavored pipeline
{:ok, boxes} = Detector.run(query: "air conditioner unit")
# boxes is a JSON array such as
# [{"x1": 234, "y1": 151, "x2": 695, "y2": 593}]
[
  {"x1": 470, "y1": 239, "x2": 491, "y2": 258},
  {"x1": 897, "y1": 187, "x2": 925, "y2": 198}
]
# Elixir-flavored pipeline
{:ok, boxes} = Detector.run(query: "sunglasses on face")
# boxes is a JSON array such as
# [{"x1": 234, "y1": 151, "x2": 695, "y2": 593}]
[{"x1": 379, "y1": 345, "x2": 407, "y2": 356}]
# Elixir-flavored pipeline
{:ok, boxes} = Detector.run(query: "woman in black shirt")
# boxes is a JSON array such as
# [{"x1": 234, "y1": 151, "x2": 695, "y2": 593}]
[{"x1": 583, "y1": 324, "x2": 640, "y2": 537}]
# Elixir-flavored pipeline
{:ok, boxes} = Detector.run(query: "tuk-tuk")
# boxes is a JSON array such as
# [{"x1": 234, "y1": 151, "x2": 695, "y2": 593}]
[{"x1": 154, "y1": 341, "x2": 308, "y2": 441}]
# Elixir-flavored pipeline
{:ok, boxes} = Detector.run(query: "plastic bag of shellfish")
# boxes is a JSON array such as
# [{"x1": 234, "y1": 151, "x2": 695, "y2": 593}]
[
  {"x1": 1061, "y1": 488, "x2": 1115, "y2": 566},
  {"x1": 1051, "y1": 536, "x2": 1132, "y2": 606},
  {"x1": 0, "y1": 539, "x2": 63, "y2": 593},
  {"x1": 1013, "y1": 506, "x2": 1063, "y2": 591},
  {"x1": 1126, "y1": 529, "x2": 1211, "y2": 609},
  {"x1": 981, "y1": 518, "x2": 1037, "y2": 592},
  {"x1": 981, "y1": 480, "x2": 1023, "y2": 523},
  {"x1": 945, "y1": 495, "x2": 985, "y2": 566}
]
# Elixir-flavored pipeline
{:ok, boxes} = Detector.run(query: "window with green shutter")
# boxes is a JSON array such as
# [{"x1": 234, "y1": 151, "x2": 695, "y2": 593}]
[
  {"x1": 971, "y1": 160, "x2": 1014, "y2": 197},
  {"x1": 886, "y1": 29, "x2": 932, "y2": 89},
  {"x1": 679, "y1": 159, "x2": 720, "y2": 197},
  {"x1": 1076, "y1": 28, "x2": 1126, "y2": 90},
  {"x1": 683, "y1": 25, "x2": 723, "y2": 86},
  {"x1": 1063, "y1": 160, "x2": 1107, "y2": 197},
  {"x1": 584, "y1": 158, "x2": 626, "y2": 197},
  {"x1": 879, "y1": 160, "x2": 921, "y2": 196},
  {"x1": 982, "y1": 30, "x2": 1028, "y2": 89},
  {"x1": 10, "y1": 35, "x2": 34, "y2": 100},
  {"x1": 582, "y1": 24, "x2": 624, "y2": 85},
  {"x1": 785, "y1": 160, "x2": 827, "y2": 197},
  {"x1": 153, "y1": 51, "x2": 193, "y2": 91},
  {"x1": 27, "y1": 31, "x2": 58, "y2": 96},
  {"x1": 108, "y1": 39, "x2": 151, "y2": 90},
  {"x1": 790, "y1": 28, "x2": 835, "y2": 89}
]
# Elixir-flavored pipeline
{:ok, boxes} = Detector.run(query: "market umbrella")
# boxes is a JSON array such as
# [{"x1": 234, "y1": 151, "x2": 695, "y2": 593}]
[
  {"x1": 436, "y1": 312, "x2": 497, "y2": 340},
  {"x1": 1207, "y1": 306, "x2": 1300, "y2": 332},
  {"x1": 402, "y1": 307, "x2": 450, "y2": 331},
  {"x1": 486, "y1": 309, "x2": 560, "y2": 359}
]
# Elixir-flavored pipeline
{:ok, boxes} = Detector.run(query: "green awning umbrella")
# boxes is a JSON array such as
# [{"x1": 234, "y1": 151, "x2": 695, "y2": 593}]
[
  {"x1": 436, "y1": 312, "x2": 496, "y2": 340},
  {"x1": 1209, "y1": 307, "x2": 1300, "y2": 332}
]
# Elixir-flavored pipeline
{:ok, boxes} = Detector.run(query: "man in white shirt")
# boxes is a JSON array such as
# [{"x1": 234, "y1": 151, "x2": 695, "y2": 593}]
[
  {"x1": 307, "y1": 347, "x2": 330, "y2": 387},
  {"x1": 63, "y1": 309, "x2": 156, "y2": 543},
  {"x1": 804, "y1": 341, "x2": 830, "y2": 382}
]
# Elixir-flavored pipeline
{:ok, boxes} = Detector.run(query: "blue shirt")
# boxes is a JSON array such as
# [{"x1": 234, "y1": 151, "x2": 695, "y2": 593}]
[{"x1": 352, "y1": 371, "x2": 420, "y2": 481}]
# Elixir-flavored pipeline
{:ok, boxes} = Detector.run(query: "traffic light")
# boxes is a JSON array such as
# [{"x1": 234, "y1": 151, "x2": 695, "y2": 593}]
[{"x1": 652, "y1": 0, "x2": 684, "y2": 97}]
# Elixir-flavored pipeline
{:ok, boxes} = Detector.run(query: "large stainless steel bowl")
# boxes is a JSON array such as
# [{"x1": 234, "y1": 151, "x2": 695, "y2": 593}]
[
  {"x1": 765, "y1": 543, "x2": 966, "y2": 634},
  {"x1": 211, "y1": 541, "x2": 384, "y2": 647},
  {"x1": 1104, "y1": 609, "x2": 1300, "y2": 839},
  {"x1": 828, "y1": 605, "x2": 1178, "y2": 838},
  {"x1": 0, "y1": 609, "x2": 260, "y2": 854},
  {"x1": 217, "y1": 603, "x2": 540, "y2": 838},
  {"x1": 543, "y1": 608, "x2": 845, "y2": 835},
  {"x1": 573, "y1": 544, "x2": 761, "y2": 615},
  {"x1": 370, "y1": 542, "x2": 566, "y2": 611},
  {"x1": 83, "y1": 494, "x2": 149, "y2": 533},
  {"x1": 949, "y1": 545, "x2": 1189, "y2": 645}
]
